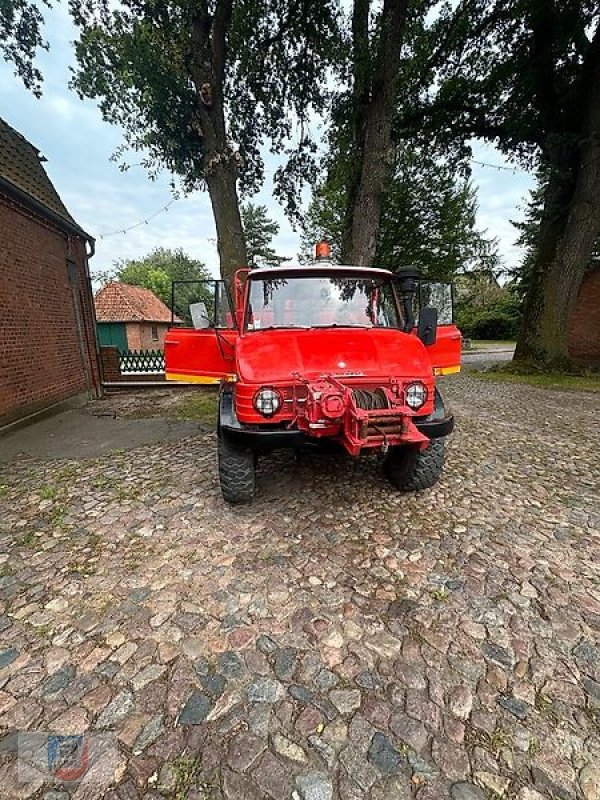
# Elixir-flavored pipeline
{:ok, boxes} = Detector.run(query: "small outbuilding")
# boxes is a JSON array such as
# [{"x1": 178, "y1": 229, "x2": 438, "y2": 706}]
[
  {"x1": 94, "y1": 282, "x2": 174, "y2": 351},
  {"x1": 0, "y1": 117, "x2": 101, "y2": 429}
]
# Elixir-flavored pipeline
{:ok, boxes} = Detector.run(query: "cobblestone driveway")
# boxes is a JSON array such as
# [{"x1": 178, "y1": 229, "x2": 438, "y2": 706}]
[{"x1": 0, "y1": 375, "x2": 599, "y2": 800}]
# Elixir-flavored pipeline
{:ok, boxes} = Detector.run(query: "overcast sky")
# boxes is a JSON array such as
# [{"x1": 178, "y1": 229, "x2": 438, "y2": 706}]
[{"x1": 1, "y1": 3, "x2": 535, "y2": 281}]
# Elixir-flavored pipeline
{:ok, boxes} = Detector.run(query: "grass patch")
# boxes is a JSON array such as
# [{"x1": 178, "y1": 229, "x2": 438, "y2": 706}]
[
  {"x1": 38, "y1": 485, "x2": 58, "y2": 500},
  {"x1": 115, "y1": 485, "x2": 143, "y2": 502},
  {"x1": 470, "y1": 340, "x2": 515, "y2": 349},
  {"x1": 477, "y1": 362, "x2": 600, "y2": 393},
  {"x1": 17, "y1": 530, "x2": 37, "y2": 548},
  {"x1": 173, "y1": 391, "x2": 218, "y2": 425},
  {"x1": 171, "y1": 757, "x2": 202, "y2": 800},
  {"x1": 429, "y1": 588, "x2": 449, "y2": 602},
  {"x1": 67, "y1": 561, "x2": 96, "y2": 577}
]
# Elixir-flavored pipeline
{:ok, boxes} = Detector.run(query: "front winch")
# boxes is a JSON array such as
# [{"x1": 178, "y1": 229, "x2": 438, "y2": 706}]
[
  {"x1": 289, "y1": 375, "x2": 430, "y2": 456},
  {"x1": 351, "y1": 387, "x2": 390, "y2": 411}
]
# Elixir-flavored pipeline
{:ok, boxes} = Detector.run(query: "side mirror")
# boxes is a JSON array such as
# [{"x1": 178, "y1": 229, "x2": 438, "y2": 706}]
[
  {"x1": 418, "y1": 305, "x2": 438, "y2": 345},
  {"x1": 190, "y1": 302, "x2": 212, "y2": 329}
]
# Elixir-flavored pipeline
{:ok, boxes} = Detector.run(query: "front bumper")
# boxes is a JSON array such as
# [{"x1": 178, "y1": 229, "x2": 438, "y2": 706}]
[{"x1": 219, "y1": 389, "x2": 453, "y2": 451}]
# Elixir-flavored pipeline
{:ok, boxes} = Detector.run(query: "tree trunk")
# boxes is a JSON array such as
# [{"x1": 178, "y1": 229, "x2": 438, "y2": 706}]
[
  {"x1": 515, "y1": 23, "x2": 600, "y2": 367},
  {"x1": 187, "y1": 2, "x2": 247, "y2": 286},
  {"x1": 205, "y1": 163, "x2": 247, "y2": 285},
  {"x1": 342, "y1": 0, "x2": 409, "y2": 266}
]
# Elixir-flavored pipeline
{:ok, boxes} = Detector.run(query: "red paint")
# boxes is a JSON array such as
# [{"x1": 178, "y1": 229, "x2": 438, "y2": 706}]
[
  {"x1": 164, "y1": 327, "x2": 237, "y2": 379},
  {"x1": 165, "y1": 264, "x2": 462, "y2": 454},
  {"x1": 426, "y1": 324, "x2": 462, "y2": 371}
]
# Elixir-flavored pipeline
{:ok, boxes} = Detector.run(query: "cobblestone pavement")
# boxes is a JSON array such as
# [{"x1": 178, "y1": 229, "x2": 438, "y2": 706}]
[{"x1": 0, "y1": 375, "x2": 599, "y2": 800}]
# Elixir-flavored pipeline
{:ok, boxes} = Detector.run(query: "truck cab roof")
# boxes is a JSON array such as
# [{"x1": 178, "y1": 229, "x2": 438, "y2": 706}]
[{"x1": 248, "y1": 265, "x2": 395, "y2": 280}]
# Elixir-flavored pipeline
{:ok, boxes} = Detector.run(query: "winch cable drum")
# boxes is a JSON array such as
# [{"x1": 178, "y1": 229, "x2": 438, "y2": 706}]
[{"x1": 352, "y1": 387, "x2": 390, "y2": 411}]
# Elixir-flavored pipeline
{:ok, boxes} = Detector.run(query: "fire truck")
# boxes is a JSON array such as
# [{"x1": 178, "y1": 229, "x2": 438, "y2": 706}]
[{"x1": 165, "y1": 244, "x2": 461, "y2": 503}]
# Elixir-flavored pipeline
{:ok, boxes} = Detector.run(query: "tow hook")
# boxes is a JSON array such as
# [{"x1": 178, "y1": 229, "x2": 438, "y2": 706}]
[{"x1": 373, "y1": 425, "x2": 389, "y2": 454}]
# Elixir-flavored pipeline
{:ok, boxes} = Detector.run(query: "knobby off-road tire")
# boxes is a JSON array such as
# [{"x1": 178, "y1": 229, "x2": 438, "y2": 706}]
[
  {"x1": 384, "y1": 438, "x2": 445, "y2": 492},
  {"x1": 218, "y1": 434, "x2": 255, "y2": 504}
]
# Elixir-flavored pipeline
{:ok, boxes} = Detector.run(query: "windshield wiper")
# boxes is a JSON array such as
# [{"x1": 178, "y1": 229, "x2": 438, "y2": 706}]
[
  {"x1": 252, "y1": 325, "x2": 311, "y2": 331},
  {"x1": 311, "y1": 323, "x2": 371, "y2": 328}
]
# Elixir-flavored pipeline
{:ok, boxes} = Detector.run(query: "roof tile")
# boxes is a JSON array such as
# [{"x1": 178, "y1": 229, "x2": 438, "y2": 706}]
[
  {"x1": 0, "y1": 117, "x2": 86, "y2": 235},
  {"x1": 95, "y1": 282, "x2": 175, "y2": 323}
]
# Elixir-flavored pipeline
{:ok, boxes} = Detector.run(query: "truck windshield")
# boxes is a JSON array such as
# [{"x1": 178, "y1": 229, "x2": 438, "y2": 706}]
[{"x1": 246, "y1": 276, "x2": 401, "y2": 330}]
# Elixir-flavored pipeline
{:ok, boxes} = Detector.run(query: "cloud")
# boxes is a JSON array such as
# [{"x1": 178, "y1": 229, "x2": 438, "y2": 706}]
[{"x1": 1, "y1": 2, "x2": 536, "y2": 280}]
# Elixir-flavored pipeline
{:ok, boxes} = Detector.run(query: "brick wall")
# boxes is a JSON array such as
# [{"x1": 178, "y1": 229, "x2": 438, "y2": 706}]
[
  {"x1": 99, "y1": 346, "x2": 121, "y2": 382},
  {"x1": 0, "y1": 193, "x2": 101, "y2": 426},
  {"x1": 125, "y1": 322, "x2": 169, "y2": 350},
  {"x1": 569, "y1": 265, "x2": 600, "y2": 366}
]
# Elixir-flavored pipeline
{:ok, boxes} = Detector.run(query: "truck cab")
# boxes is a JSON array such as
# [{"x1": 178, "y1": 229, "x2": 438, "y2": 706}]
[{"x1": 165, "y1": 257, "x2": 461, "y2": 503}]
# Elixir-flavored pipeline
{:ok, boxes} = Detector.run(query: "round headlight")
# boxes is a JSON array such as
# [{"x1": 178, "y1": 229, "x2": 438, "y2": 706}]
[
  {"x1": 254, "y1": 387, "x2": 282, "y2": 417},
  {"x1": 405, "y1": 382, "x2": 428, "y2": 410}
]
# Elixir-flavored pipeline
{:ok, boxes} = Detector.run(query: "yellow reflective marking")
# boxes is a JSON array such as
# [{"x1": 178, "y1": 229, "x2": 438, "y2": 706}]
[
  {"x1": 166, "y1": 373, "x2": 235, "y2": 384},
  {"x1": 433, "y1": 365, "x2": 461, "y2": 376}
]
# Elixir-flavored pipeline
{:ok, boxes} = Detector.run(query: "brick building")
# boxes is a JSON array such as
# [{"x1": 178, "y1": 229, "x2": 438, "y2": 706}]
[
  {"x1": 94, "y1": 282, "x2": 174, "y2": 351},
  {"x1": 569, "y1": 259, "x2": 600, "y2": 367},
  {"x1": 0, "y1": 118, "x2": 101, "y2": 429}
]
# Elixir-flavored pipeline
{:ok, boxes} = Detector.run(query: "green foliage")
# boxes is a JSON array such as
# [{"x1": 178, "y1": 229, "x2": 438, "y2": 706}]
[
  {"x1": 456, "y1": 291, "x2": 522, "y2": 340},
  {"x1": 0, "y1": 0, "x2": 50, "y2": 96},
  {"x1": 110, "y1": 246, "x2": 209, "y2": 301},
  {"x1": 398, "y1": 1, "x2": 599, "y2": 165},
  {"x1": 173, "y1": 391, "x2": 218, "y2": 425},
  {"x1": 241, "y1": 203, "x2": 284, "y2": 268},
  {"x1": 304, "y1": 146, "x2": 499, "y2": 279},
  {"x1": 69, "y1": 0, "x2": 342, "y2": 202},
  {"x1": 108, "y1": 247, "x2": 213, "y2": 325}
]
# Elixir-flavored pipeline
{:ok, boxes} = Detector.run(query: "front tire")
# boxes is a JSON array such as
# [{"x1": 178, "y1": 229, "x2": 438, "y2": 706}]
[
  {"x1": 384, "y1": 438, "x2": 445, "y2": 491},
  {"x1": 218, "y1": 434, "x2": 255, "y2": 504}
]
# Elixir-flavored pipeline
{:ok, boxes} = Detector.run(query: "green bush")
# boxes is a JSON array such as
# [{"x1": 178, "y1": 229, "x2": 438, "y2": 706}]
[{"x1": 456, "y1": 296, "x2": 521, "y2": 340}]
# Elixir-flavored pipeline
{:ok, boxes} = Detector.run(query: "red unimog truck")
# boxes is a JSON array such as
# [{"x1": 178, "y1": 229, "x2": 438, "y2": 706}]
[{"x1": 165, "y1": 245, "x2": 461, "y2": 503}]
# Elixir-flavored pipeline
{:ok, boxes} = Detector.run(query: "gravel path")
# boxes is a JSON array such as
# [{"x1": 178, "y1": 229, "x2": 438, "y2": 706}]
[{"x1": 0, "y1": 374, "x2": 598, "y2": 800}]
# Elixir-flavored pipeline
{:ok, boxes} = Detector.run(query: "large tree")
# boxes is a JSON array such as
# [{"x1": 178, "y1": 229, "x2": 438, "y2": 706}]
[
  {"x1": 305, "y1": 144, "x2": 499, "y2": 280},
  {"x1": 338, "y1": 0, "x2": 411, "y2": 266},
  {"x1": 0, "y1": 0, "x2": 48, "y2": 96},
  {"x1": 70, "y1": 0, "x2": 341, "y2": 283},
  {"x1": 397, "y1": 0, "x2": 600, "y2": 367}
]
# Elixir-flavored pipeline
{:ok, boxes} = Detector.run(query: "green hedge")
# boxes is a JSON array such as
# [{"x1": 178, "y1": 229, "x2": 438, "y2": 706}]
[{"x1": 456, "y1": 297, "x2": 521, "y2": 340}]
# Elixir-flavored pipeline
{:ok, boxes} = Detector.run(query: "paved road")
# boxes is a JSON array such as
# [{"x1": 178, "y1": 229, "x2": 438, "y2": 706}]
[
  {"x1": 461, "y1": 346, "x2": 515, "y2": 368},
  {"x1": 0, "y1": 373, "x2": 598, "y2": 799}
]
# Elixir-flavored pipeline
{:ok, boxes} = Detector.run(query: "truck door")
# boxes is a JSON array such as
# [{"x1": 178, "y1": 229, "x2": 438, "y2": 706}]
[
  {"x1": 165, "y1": 280, "x2": 238, "y2": 383},
  {"x1": 418, "y1": 282, "x2": 462, "y2": 375}
]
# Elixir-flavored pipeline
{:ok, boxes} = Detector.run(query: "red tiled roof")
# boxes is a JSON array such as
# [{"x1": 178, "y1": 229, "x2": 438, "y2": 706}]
[{"x1": 94, "y1": 282, "x2": 175, "y2": 323}]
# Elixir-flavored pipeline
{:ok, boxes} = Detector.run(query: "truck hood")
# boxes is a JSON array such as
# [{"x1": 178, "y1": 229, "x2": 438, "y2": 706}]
[{"x1": 236, "y1": 328, "x2": 432, "y2": 383}]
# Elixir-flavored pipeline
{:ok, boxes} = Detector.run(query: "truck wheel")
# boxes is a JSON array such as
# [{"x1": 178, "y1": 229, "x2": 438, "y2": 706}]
[
  {"x1": 384, "y1": 438, "x2": 445, "y2": 492},
  {"x1": 218, "y1": 434, "x2": 255, "y2": 504}
]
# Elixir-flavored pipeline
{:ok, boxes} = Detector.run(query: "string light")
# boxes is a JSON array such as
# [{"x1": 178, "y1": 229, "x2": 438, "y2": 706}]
[
  {"x1": 94, "y1": 157, "x2": 523, "y2": 241},
  {"x1": 471, "y1": 159, "x2": 523, "y2": 173},
  {"x1": 97, "y1": 198, "x2": 177, "y2": 239},
  {"x1": 95, "y1": 196, "x2": 218, "y2": 244}
]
